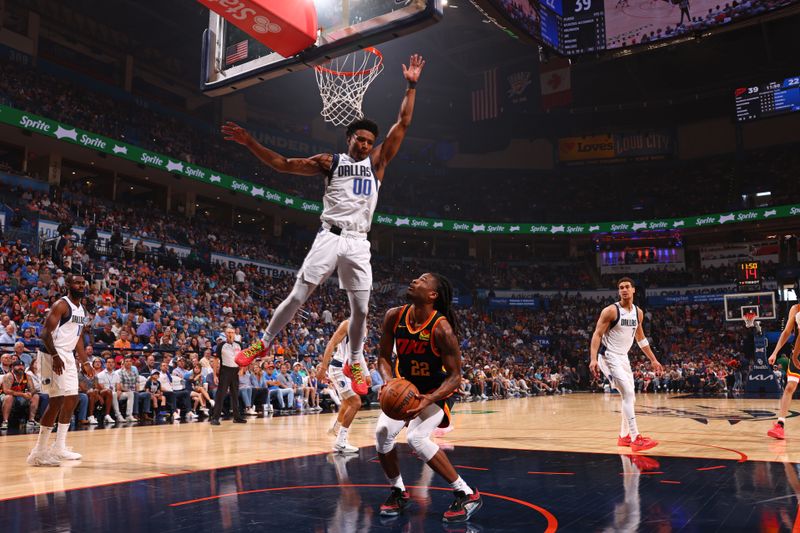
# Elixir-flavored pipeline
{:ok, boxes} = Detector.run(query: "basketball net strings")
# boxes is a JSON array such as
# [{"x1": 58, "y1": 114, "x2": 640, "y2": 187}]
[{"x1": 315, "y1": 51, "x2": 383, "y2": 127}]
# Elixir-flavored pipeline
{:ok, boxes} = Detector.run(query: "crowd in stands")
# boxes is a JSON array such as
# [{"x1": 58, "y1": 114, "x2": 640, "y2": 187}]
[
  {"x1": 1, "y1": 57, "x2": 799, "y2": 225},
  {"x1": 0, "y1": 223, "x2": 767, "y2": 431}
]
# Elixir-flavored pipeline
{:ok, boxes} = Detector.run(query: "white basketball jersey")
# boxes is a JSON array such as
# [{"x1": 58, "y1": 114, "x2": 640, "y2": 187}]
[
  {"x1": 52, "y1": 296, "x2": 87, "y2": 355},
  {"x1": 601, "y1": 303, "x2": 638, "y2": 356},
  {"x1": 321, "y1": 153, "x2": 380, "y2": 233}
]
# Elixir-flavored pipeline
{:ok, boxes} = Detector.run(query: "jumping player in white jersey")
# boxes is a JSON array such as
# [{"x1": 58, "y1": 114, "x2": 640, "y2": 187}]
[
  {"x1": 317, "y1": 319, "x2": 370, "y2": 454},
  {"x1": 590, "y1": 277, "x2": 662, "y2": 452},
  {"x1": 221, "y1": 54, "x2": 426, "y2": 396},
  {"x1": 27, "y1": 274, "x2": 93, "y2": 466},
  {"x1": 766, "y1": 303, "x2": 800, "y2": 440}
]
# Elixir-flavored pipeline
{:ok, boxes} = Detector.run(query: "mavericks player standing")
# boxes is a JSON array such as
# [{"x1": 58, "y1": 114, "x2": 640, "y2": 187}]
[
  {"x1": 766, "y1": 303, "x2": 800, "y2": 440},
  {"x1": 28, "y1": 274, "x2": 92, "y2": 466},
  {"x1": 317, "y1": 319, "x2": 370, "y2": 454},
  {"x1": 590, "y1": 277, "x2": 662, "y2": 452},
  {"x1": 222, "y1": 54, "x2": 426, "y2": 397}
]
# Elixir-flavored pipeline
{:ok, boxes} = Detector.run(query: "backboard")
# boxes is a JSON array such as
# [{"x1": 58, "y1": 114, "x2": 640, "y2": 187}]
[
  {"x1": 201, "y1": 0, "x2": 443, "y2": 96},
  {"x1": 723, "y1": 291, "x2": 777, "y2": 322}
]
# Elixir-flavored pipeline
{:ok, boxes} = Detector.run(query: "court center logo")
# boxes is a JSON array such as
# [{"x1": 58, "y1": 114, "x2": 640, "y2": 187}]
[
  {"x1": 630, "y1": 404, "x2": 799, "y2": 425},
  {"x1": 252, "y1": 16, "x2": 280, "y2": 34}
]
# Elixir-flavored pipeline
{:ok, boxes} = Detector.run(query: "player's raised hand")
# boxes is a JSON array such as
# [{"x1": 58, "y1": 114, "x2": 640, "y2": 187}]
[
  {"x1": 402, "y1": 54, "x2": 425, "y2": 84},
  {"x1": 221, "y1": 121, "x2": 251, "y2": 145}
]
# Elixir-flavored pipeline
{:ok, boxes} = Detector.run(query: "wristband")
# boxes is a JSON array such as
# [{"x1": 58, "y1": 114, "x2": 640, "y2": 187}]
[
  {"x1": 407, "y1": 81, "x2": 417, "y2": 89},
  {"x1": 637, "y1": 338, "x2": 650, "y2": 348}
]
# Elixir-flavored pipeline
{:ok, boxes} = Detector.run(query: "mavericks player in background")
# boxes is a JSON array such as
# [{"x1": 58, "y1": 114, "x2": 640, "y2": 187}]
[
  {"x1": 590, "y1": 277, "x2": 662, "y2": 452},
  {"x1": 375, "y1": 273, "x2": 482, "y2": 523},
  {"x1": 221, "y1": 54, "x2": 426, "y2": 396},
  {"x1": 317, "y1": 319, "x2": 370, "y2": 454},
  {"x1": 27, "y1": 274, "x2": 92, "y2": 466},
  {"x1": 766, "y1": 303, "x2": 800, "y2": 440}
]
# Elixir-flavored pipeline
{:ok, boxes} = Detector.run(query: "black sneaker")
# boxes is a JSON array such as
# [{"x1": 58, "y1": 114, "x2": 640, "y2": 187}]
[
  {"x1": 442, "y1": 487, "x2": 482, "y2": 523},
  {"x1": 209, "y1": 418, "x2": 221, "y2": 426},
  {"x1": 233, "y1": 418, "x2": 247, "y2": 424},
  {"x1": 379, "y1": 487, "x2": 410, "y2": 517}
]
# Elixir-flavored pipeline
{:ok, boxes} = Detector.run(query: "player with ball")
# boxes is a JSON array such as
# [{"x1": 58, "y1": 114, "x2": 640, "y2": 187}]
[{"x1": 374, "y1": 273, "x2": 482, "y2": 524}]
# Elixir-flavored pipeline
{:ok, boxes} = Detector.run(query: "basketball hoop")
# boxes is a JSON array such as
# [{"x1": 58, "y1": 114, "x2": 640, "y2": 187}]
[
  {"x1": 743, "y1": 312, "x2": 757, "y2": 329},
  {"x1": 314, "y1": 47, "x2": 384, "y2": 127}
]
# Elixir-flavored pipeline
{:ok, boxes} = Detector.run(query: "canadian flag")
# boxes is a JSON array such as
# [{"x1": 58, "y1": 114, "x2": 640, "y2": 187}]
[{"x1": 540, "y1": 57, "x2": 572, "y2": 110}]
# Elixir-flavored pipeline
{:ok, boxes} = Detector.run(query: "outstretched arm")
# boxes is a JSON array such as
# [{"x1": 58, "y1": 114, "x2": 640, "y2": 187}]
[
  {"x1": 221, "y1": 121, "x2": 332, "y2": 176},
  {"x1": 372, "y1": 54, "x2": 425, "y2": 180}
]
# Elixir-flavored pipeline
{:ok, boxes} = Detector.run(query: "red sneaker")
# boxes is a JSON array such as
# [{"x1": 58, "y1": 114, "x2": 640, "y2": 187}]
[
  {"x1": 442, "y1": 487, "x2": 483, "y2": 523},
  {"x1": 617, "y1": 435, "x2": 632, "y2": 447},
  {"x1": 628, "y1": 454, "x2": 661, "y2": 471},
  {"x1": 768, "y1": 423, "x2": 785, "y2": 440},
  {"x1": 346, "y1": 362, "x2": 368, "y2": 396},
  {"x1": 630, "y1": 434, "x2": 658, "y2": 452},
  {"x1": 379, "y1": 487, "x2": 410, "y2": 517},
  {"x1": 234, "y1": 339, "x2": 267, "y2": 367}
]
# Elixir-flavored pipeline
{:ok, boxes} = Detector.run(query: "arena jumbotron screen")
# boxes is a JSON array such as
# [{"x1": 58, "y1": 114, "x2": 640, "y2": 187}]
[{"x1": 482, "y1": 0, "x2": 800, "y2": 55}]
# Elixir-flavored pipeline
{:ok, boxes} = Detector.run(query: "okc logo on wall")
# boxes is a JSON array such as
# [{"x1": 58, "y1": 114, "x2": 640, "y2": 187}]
[
  {"x1": 252, "y1": 15, "x2": 280, "y2": 34},
  {"x1": 506, "y1": 71, "x2": 532, "y2": 104},
  {"x1": 631, "y1": 405, "x2": 799, "y2": 425}
]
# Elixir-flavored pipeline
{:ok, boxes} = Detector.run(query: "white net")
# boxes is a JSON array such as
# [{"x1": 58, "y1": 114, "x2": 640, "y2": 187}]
[{"x1": 314, "y1": 48, "x2": 384, "y2": 127}]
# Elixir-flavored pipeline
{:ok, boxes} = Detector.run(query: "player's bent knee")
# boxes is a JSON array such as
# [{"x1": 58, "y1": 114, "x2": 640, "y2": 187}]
[
  {"x1": 375, "y1": 426, "x2": 397, "y2": 455},
  {"x1": 406, "y1": 428, "x2": 439, "y2": 462}
]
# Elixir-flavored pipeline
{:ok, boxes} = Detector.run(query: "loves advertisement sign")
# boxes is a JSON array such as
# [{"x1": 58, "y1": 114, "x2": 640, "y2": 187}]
[{"x1": 558, "y1": 135, "x2": 615, "y2": 161}]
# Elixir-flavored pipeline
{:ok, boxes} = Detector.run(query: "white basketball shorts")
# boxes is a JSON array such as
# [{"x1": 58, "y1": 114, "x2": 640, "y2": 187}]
[
  {"x1": 298, "y1": 228, "x2": 372, "y2": 291},
  {"x1": 597, "y1": 350, "x2": 635, "y2": 394},
  {"x1": 39, "y1": 349, "x2": 79, "y2": 398},
  {"x1": 328, "y1": 364, "x2": 355, "y2": 401}
]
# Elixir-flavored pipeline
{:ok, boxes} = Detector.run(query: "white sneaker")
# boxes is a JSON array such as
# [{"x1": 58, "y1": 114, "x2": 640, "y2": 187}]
[
  {"x1": 116, "y1": 415, "x2": 125, "y2": 423},
  {"x1": 246, "y1": 407, "x2": 257, "y2": 415},
  {"x1": 186, "y1": 412, "x2": 196, "y2": 421},
  {"x1": 126, "y1": 415, "x2": 136, "y2": 423},
  {"x1": 333, "y1": 442, "x2": 359, "y2": 454},
  {"x1": 104, "y1": 414, "x2": 115, "y2": 424},
  {"x1": 87, "y1": 416, "x2": 98, "y2": 425},
  {"x1": 27, "y1": 419, "x2": 40, "y2": 429},
  {"x1": 208, "y1": 399, "x2": 215, "y2": 408},
  {"x1": 27, "y1": 449, "x2": 61, "y2": 467},
  {"x1": 266, "y1": 405, "x2": 274, "y2": 413},
  {"x1": 50, "y1": 446, "x2": 82, "y2": 461}
]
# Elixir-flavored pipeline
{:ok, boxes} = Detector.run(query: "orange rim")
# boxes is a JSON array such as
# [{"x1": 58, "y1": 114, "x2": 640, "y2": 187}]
[{"x1": 314, "y1": 47, "x2": 383, "y2": 77}]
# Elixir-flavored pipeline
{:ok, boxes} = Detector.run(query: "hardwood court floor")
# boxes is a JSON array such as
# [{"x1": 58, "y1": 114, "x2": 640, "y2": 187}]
[{"x1": 1, "y1": 393, "x2": 794, "y2": 503}]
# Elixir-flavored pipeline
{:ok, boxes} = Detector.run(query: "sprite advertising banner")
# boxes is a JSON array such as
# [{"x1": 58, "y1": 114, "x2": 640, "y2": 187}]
[{"x1": 1, "y1": 104, "x2": 798, "y2": 235}]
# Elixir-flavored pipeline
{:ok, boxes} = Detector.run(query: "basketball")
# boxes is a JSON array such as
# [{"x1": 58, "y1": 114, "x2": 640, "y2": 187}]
[{"x1": 380, "y1": 378, "x2": 421, "y2": 420}]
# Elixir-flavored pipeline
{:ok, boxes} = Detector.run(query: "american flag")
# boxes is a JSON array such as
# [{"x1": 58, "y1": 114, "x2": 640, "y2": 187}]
[
  {"x1": 471, "y1": 69, "x2": 499, "y2": 122},
  {"x1": 225, "y1": 40, "x2": 249, "y2": 65}
]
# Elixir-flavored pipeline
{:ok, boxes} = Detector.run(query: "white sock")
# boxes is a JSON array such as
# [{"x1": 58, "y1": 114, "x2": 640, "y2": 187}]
[
  {"x1": 350, "y1": 351, "x2": 363, "y2": 366},
  {"x1": 259, "y1": 332, "x2": 276, "y2": 347},
  {"x1": 450, "y1": 476, "x2": 473, "y2": 495},
  {"x1": 620, "y1": 416, "x2": 630, "y2": 439},
  {"x1": 779, "y1": 417, "x2": 786, "y2": 424},
  {"x1": 34, "y1": 426, "x2": 54, "y2": 452},
  {"x1": 336, "y1": 426, "x2": 349, "y2": 445},
  {"x1": 389, "y1": 475, "x2": 405, "y2": 491},
  {"x1": 331, "y1": 420, "x2": 341, "y2": 433},
  {"x1": 55, "y1": 422, "x2": 70, "y2": 449}
]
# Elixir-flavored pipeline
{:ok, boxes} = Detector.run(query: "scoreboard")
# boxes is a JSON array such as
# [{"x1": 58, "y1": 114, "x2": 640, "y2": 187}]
[
  {"x1": 539, "y1": 0, "x2": 606, "y2": 55},
  {"x1": 478, "y1": 0, "x2": 800, "y2": 58},
  {"x1": 737, "y1": 261, "x2": 761, "y2": 291},
  {"x1": 735, "y1": 76, "x2": 800, "y2": 122}
]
